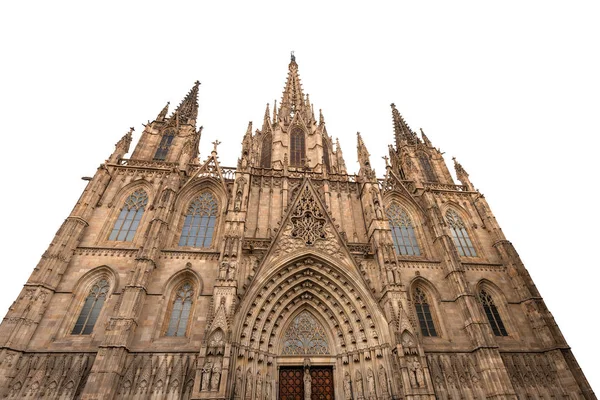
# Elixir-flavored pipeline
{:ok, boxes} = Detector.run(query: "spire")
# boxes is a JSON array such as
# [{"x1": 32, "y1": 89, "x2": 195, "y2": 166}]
[
  {"x1": 319, "y1": 109, "x2": 325, "y2": 126},
  {"x1": 453, "y1": 157, "x2": 473, "y2": 190},
  {"x1": 172, "y1": 81, "x2": 200, "y2": 125},
  {"x1": 335, "y1": 137, "x2": 347, "y2": 174},
  {"x1": 272, "y1": 100, "x2": 278, "y2": 124},
  {"x1": 262, "y1": 103, "x2": 271, "y2": 132},
  {"x1": 156, "y1": 102, "x2": 169, "y2": 122},
  {"x1": 420, "y1": 128, "x2": 432, "y2": 147},
  {"x1": 109, "y1": 127, "x2": 134, "y2": 163},
  {"x1": 357, "y1": 132, "x2": 375, "y2": 180},
  {"x1": 279, "y1": 54, "x2": 306, "y2": 120},
  {"x1": 391, "y1": 103, "x2": 418, "y2": 147}
]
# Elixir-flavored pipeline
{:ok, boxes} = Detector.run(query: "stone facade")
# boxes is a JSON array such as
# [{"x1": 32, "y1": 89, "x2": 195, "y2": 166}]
[{"x1": 0, "y1": 56, "x2": 595, "y2": 399}]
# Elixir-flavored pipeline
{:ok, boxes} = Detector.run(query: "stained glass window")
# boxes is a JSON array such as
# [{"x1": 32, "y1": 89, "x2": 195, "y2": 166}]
[
  {"x1": 413, "y1": 287, "x2": 437, "y2": 337},
  {"x1": 109, "y1": 190, "x2": 148, "y2": 242},
  {"x1": 446, "y1": 209, "x2": 477, "y2": 257},
  {"x1": 418, "y1": 154, "x2": 437, "y2": 182},
  {"x1": 478, "y1": 289, "x2": 508, "y2": 336},
  {"x1": 386, "y1": 203, "x2": 421, "y2": 256},
  {"x1": 166, "y1": 282, "x2": 194, "y2": 337},
  {"x1": 260, "y1": 133, "x2": 272, "y2": 168},
  {"x1": 290, "y1": 127, "x2": 306, "y2": 167},
  {"x1": 154, "y1": 131, "x2": 175, "y2": 161},
  {"x1": 281, "y1": 311, "x2": 330, "y2": 355},
  {"x1": 72, "y1": 279, "x2": 109, "y2": 335},
  {"x1": 179, "y1": 192, "x2": 218, "y2": 247},
  {"x1": 322, "y1": 140, "x2": 331, "y2": 173}
]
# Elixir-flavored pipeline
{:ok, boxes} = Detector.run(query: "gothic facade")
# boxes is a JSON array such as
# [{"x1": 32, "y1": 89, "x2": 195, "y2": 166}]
[{"x1": 0, "y1": 56, "x2": 595, "y2": 399}]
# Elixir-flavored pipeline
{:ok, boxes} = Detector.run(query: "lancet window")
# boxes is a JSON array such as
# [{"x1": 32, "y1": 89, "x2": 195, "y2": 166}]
[
  {"x1": 109, "y1": 189, "x2": 148, "y2": 241},
  {"x1": 413, "y1": 287, "x2": 437, "y2": 337},
  {"x1": 72, "y1": 279, "x2": 110, "y2": 335},
  {"x1": 290, "y1": 127, "x2": 306, "y2": 167},
  {"x1": 386, "y1": 203, "x2": 421, "y2": 256},
  {"x1": 165, "y1": 282, "x2": 194, "y2": 337},
  {"x1": 281, "y1": 311, "x2": 330, "y2": 355},
  {"x1": 322, "y1": 140, "x2": 331, "y2": 173},
  {"x1": 478, "y1": 289, "x2": 508, "y2": 336},
  {"x1": 418, "y1": 154, "x2": 437, "y2": 182},
  {"x1": 260, "y1": 133, "x2": 272, "y2": 168},
  {"x1": 154, "y1": 131, "x2": 175, "y2": 161},
  {"x1": 179, "y1": 192, "x2": 218, "y2": 247},
  {"x1": 445, "y1": 209, "x2": 477, "y2": 257}
]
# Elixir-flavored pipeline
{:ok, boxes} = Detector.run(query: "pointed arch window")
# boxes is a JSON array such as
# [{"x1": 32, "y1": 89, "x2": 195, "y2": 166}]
[
  {"x1": 478, "y1": 289, "x2": 508, "y2": 336},
  {"x1": 282, "y1": 311, "x2": 330, "y2": 355},
  {"x1": 109, "y1": 189, "x2": 148, "y2": 241},
  {"x1": 386, "y1": 203, "x2": 421, "y2": 256},
  {"x1": 322, "y1": 140, "x2": 331, "y2": 173},
  {"x1": 446, "y1": 209, "x2": 477, "y2": 257},
  {"x1": 290, "y1": 127, "x2": 306, "y2": 167},
  {"x1": 413, "y1": 287, "x2": 437, "y2": 337},
  {"x1": 418, "y1": 154, "x2": 437, "y2": 182},
  {"x1": 166, "y1": 282, "x2": 195, "y2": 337},
  {"x1": 179, "y1": 192, "x2": 218, "y2": 247},
  {"x1": 154, "y1": 131, "x2": 175, "y2": 161},
  {"x1": 260, "y1": 133, "x2": 272, "y2": 168},
  {"x1": 72, "y1": 279, "x2": 110, "y2": 335}
]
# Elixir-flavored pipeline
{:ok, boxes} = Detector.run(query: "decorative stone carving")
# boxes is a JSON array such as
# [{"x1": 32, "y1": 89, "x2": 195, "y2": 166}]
[
  {"x1": 290, "y1": 185, "x2": 327, "y2": 245},
  {"x1": 366, "y1": 368, "x2": 376, "y2": 400},
  {"x1": 282, "y1": 311, "x2": 330, "y2": 355},
  {"x1": 343, "y1": 371, "x2": 352, "y2": 400},
  {"x1": 303, "y1": 367, "x2": 311, "y2": 400}
]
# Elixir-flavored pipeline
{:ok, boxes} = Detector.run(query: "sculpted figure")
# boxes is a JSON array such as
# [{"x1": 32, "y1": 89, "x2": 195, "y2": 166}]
[
  {"x1": 255, "y1": 373, "x2": 263, "y2": 400},
  {"x1": 264, "y1": 375, "x2": 271, "y2": 400},
  {"x1": 303, "y1": 368, "x2": 311, "y2": 400},
  {"x1": 355, "y1": 371, "x2": 364, "y2": 399},
  {"x1": 210, "y1": 363, "x2": 221, "y2": 391},
  {"x1": 367, "y1": 369, "x2": 376, "y2": 400},
  {"x1": 234, "y1": 368, "x2": 242, "y2": 399},
  {"x1": 343, "y1": 372, "x2": 352, "y2": 400},
  {"x1": 201, "y1": 362, "x2": 211, "y2": 391},
  {"x1": 218, "y1": 262, "x2": 227, "y2": 280},
  {"x1": 378, "y1": 365, "x2": 389, "y2": 396},
  {"x1": 245, "y1": 372, "x2": 253, "y2": 399}
]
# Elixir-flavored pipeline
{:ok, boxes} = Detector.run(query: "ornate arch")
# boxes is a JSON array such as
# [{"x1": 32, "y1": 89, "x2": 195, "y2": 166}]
[
  {"x1": 408, "y1": 277, "x2": 446, "y2": 338},
  {"x1": 234, "y1": 255, "x2": 387, "y2": 358},
  {"x1": 279, "y1": 308, "x2": 332, "y2": 355}
]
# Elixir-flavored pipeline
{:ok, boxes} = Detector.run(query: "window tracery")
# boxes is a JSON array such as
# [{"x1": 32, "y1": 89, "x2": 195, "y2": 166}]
[
  {"x1": 154, "y1": 131, "x2": 175, "y2": 161},
  {"x1": 478, "y1": 289, "x2": 508, "y2": 336},
  {"x1": 281, "y1": 311, "x2": 330, "y2": 355},
  {"x1": 418, "y1": 154, "x2": 437, "y2": 182},
  {"x1": 386, "y1": 203, "x2": 421, "y2": 256},
  {"x1": 179, "y1": 192, "x2": 218, "y2": 247},
  {"x1": 413, "y1": 287, "x2": 437, "y2": 337},
  {"x1": 72, "y1": 279, "x2": 110, "y2": 335},
  {"x1": 290, "y1": 127, "x2": 306, "y2": 167},
  {"x1": 109, "y1": 189, "x2": 148, "y2": 242},
  {"x1": 166, "y1": 282, "x2": 194, "y2": 337},
  {"x1": 290, "y1": 186, "x2": 327, "y2": 245},
  {"x1": 260, "y1": 133, "x2": 272, "y2": 168},
  {"x1": 445, "y1": 209, "x2": 477, "y2": 257}
]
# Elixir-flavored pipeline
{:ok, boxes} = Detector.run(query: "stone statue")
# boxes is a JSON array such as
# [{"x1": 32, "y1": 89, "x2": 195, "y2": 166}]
[
  {"x1": 409, "y1": 358, "x2": 425, "y2": 388},
  {"x1": 234, "y1": 191, "x2": 242, "y2": 211},
  {"x1": 264, "y1": 375, "x2": 271, "y2": 400},
  {"x1": 218, "y1": 262, "x2": 227, "y2": 280},
  {"x1": 234, "y1": 368, "x2": 242, "y2": 399},
  {"x1": 378, "y1": 365, "x2": 389, "y2": 396},
  {"x1": 355, "y1": 371, "x2": 364, "y2": 399},
  {"x1": 210, "y1": 363, "x2": 221, "y2": 391},
  {"x1": 201, "y1": 362, "x2": 211, "y2": 391},
  {"x1": 303, "y1": 368, "x2": 311, "y2": 400},
  {"x1": 367, "y1": 368, "x2": 376, "y2": 400},
  {"x1": 245, "y1": 372, "x2": 253, "y2": 399},
  {"x1": 227, "y1": 261, "x2": 237, "y2": 280},
  {"x1": 255, "y1": 373, "x2": 263, "y2": 400},
  {"x1": 343, "y1": 372, "x2": 352, "y2": 400}
]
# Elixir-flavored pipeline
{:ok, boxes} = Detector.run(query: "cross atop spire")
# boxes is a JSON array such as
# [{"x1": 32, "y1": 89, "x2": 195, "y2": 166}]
[
  {"x1": 279, "y1": 54, "x2": 306, "y2": 120},
  {"x1": 172, "y1": 81, "x2": 200, "y2": 126},
  {"x1": 391, "y1": 103, "x2": 418, "y2": 147}
]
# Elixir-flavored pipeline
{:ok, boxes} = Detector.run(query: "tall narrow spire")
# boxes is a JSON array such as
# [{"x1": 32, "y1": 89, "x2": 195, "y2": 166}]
[
  {"x1": 391, "y1": 103, "x2": 418, "y2": 147},
  {"x1": 172, "y1": 81, "x2": 200, "y2": 125},
  {"x1": 262, "y1": 103, "x2": 271, "y2": 132},
  {"x1": 335, "y1": 137, "x2": 347, "y2": 174},
  {"x1": 156, "y1": 102, "x2": 169, "y2": 122},
  {"x1": 357, "y1": 132, "x2": 375, "y2": 180},
  {"x1": 420, "y1": 128, "x2": 432, "y2": 146},
  {"x1": 279, "y1": 54, "x2": 306, "y2": 120}
]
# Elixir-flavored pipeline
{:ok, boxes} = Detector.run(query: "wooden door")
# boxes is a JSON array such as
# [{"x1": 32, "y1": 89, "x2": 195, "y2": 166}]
[
  {"x1": 309, "y1": 367, "x2": 334, "y2": 400},
  {"x1": 279, "y1": 367, "x2": 304, "y2": 400}
]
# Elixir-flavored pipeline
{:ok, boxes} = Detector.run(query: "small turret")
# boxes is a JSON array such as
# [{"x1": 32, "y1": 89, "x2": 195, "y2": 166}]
[
  {"x1": 357, "y1": 132, "x2": 376, "y2": 181},
  {"x1": 108, "y1": 127, "x2": 134, "y2": 163},
  {"x1": 156, "y1": 102, "x2": 169, "y2": 122}
]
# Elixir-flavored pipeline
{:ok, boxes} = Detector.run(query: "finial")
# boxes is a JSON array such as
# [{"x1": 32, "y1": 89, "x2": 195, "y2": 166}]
[
  {"x1": 211, "y1": 140, "x2": 221, "y2": 154},
  {"x1": 129, "y1": 127, "x2": 135, "y2": 133},
  {"x1": 382, "y1": 155, "x2": 390, "y2": 167},
  {"x1": 194, "y1": 80, "x2": 201, "y2": 86},
  {"x1": 291, "y1": 51, "x2": 295, "y2": 62}
]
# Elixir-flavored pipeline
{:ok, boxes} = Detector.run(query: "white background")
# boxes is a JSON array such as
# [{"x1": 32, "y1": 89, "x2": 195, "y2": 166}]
[{"x1": 0, "y1": 1, "x2": 598, "y2": 392}]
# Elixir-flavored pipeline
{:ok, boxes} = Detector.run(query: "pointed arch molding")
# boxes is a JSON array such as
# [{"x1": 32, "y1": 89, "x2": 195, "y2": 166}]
[{"x1": 234, "y1": 255, "x2": 388, "y2": 357}]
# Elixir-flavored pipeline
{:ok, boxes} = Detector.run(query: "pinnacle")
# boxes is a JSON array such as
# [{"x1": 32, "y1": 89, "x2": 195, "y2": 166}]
[{"x1": 172, "y1": 81, "x2": 201, "y2": 124}]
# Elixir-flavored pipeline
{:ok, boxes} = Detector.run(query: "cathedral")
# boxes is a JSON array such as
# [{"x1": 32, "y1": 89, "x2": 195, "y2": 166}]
[{"x1": 0, "y1": 55, "x2": 595, "y2": 400}]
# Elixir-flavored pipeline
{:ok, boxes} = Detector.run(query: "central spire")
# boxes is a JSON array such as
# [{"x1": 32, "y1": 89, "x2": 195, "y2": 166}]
[
  {"x1": 172, "y1": 81, "x2": 200, "y2": 126},
  {"x1": 279, "y1": 53, "x2": 307, "y2": 120}
]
